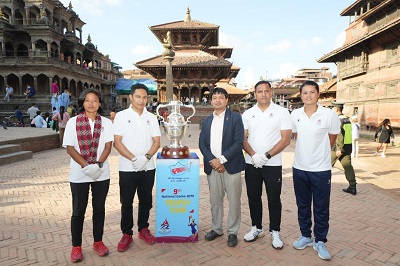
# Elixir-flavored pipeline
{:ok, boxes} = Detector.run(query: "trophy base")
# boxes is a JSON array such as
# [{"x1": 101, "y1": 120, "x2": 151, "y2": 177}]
[{"x1": 161, "y1": 146, "x2": 190, "y2": 159}]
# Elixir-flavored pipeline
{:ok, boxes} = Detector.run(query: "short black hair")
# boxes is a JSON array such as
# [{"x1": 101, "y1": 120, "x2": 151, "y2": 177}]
[
  {"x1": 131, "y1": 83, "x2": 149, "y2": 95},
  {"x1": 78, "y1": 88, "x2": 103, "y2": 115},
  {"x1": 300, "y1": 80, "x2": 319, "y2": 93},
  {"x1": 210, "y1": 87, "x2": 228, "y2": 99},
  {"x1": 254, "y1": 80, "x2": 272, "y2": 91}
]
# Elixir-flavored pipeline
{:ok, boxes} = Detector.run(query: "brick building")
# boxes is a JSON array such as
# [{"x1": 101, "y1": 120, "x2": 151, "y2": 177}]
[{"x1": 318, "y1": 0, "x2": 400, "y2": 128}]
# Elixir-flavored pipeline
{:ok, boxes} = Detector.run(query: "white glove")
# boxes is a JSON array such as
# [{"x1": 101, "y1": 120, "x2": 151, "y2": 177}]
[
  {"x1": 91, "y1": 168, "x2": 104, "y2": 181},
  {"x1": 252, "y1": 153, "x2": 268, "y2": 168},
  {"x1": 82, "y1": 164, "x2": 101, "y2": 180},
  {"x1": 131, "y1": 155, "x2": 148, "y2": 171}
]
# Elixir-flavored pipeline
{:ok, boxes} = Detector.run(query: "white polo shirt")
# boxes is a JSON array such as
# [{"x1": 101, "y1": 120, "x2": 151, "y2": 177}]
[
  {"x1": 242, "y1": 103, "x2": 292, "y2": 166},
  {"x1": 113, "y1": 105, "x2": 161, "y2": 171},
  {"x1": 291, "y1": 104, "x2": 341, "y2": 171},
  {"x1": 63, "y1": 116, "x2": 114, "y2": 183}
]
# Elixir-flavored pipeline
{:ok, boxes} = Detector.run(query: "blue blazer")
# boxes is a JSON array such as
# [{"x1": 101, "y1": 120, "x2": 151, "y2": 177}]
[{"x1": 199, "y1": 108, "x2": 246, "y2": 175}]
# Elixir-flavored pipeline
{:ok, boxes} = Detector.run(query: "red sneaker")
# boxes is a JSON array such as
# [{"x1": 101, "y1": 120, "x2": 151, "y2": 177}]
[
  {"x1": 117, "y1": 233, "x2": 133, "y2": 252},
  {"x1": 93, "y1": 241, "x2": 109, "y2": 256},
  {"x1": 138, "y1": 227, "x2": 156, "y2": 245},
  {"x1": 70, "y1": 246, "x2": 83, "y2": 263}
]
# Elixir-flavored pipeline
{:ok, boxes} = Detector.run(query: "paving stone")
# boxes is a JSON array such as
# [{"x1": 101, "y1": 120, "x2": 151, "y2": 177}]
[{"x1": 0, "y1": 126, "x2": 399, "y2": 265}]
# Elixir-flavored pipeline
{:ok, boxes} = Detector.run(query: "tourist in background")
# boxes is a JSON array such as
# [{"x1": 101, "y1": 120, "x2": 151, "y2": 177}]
[
  {"x1": 63, "y1": 88, "x2": 114, "y2": 263},
  {"x1": 291, "y1": 80, "x2": 340, "y2": 261},
  {"x1": 351, "y1": 117, "x2": 360, "y2": 158},
  {"x1": 27, "y1": 103, "x2": 39, "y2": 121},
  {"x1": 374, "y1": 118, "x2": 395, "y2": 158},
  {"x1": 34, "y1": 111, "x2": 47, "y2": 128},
  {"x1": 51, "y1": 80, "x2": 59, "y2": 96},
  {"x1": 53, "y1": 106, "x2": 70, "y2": 147},
  {"x1": 59, "y1": 88, "x2": 70, "y2": 109},
  {"x1": 4, "y1": 84, "x2": 13, "y2": 102},
  {"x1": 199, "y1": 87, "x2": 246, "y2": 248},
  {"x1": 113, "y1": 83, "x2": 161, "y2": 251},
  {"x1": 15, "y1": 105, "x2": 25, "y2": 126},
  {"x1": 242, "y1": 80, "x2": 291, "y2": 249},
  {"x1": 24, "y1": 85, "x2": 35, "y2": 101}
]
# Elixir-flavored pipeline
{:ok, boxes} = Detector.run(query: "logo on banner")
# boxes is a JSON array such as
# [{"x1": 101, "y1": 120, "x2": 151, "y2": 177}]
[
  {"x1": 169, "y1": 161, "x2": 192, "y2": 176},
  {"x1": 158, "y1": 218, "x2": 171, "y2": 235}
]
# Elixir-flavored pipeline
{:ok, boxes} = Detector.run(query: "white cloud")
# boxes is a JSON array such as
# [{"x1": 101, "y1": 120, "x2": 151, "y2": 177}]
[
  {"x1": 270, "y1": 63, "x2": 300, "y2": 79},
  {"x1": 105, "y1": 0, "x2": 123, "y2": 5},
  {"x1": 334, "y1": 31, "x2": 346, "y2": 49},
  {"x1": 131, "y1": 45, "x2": 153, "y2": 55},
  {"x1": 310, "y1": 36, "x2": 323, "y2": 45},
  {"x1": 296, "y1": 37, "x2": 324, "y2": 50},
  {"x1": 251, "y1": 31, "x2": 266, "y2": 39},
  {"x1": 219, "y1": 32, "x2": 253, "y2": 49},
  {"x1": 264, "y1": 40, "x2": 291, "y2": 53}
]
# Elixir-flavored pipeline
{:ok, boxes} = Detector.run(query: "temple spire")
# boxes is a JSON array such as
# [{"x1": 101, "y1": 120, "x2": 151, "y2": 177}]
[
  {"x1": 87, "y1": 34, "x2": 92, "y2": 42},
  {"x1": 184, "y1": 7, "x2": 191, "y2": 22},
  {"x1": 68, "y1": 1, "x2": 73, "y2": 11}
]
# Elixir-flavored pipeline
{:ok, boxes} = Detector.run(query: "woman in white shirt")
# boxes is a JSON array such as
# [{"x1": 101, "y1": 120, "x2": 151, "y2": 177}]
[{"x1": 63, "y1": 88, "x2": 113, "y2": 263}]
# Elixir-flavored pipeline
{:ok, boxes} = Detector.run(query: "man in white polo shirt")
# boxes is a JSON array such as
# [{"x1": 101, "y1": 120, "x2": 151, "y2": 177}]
[
  {"x1": 242, "y1": 80, "x2": 292, "y2": 249},
  {"x1": 113, "y1": 83, "x2": 161, "y2": 251},
  {"x1": 291, "y1": 80, "x2": 340, "y2": 261}
]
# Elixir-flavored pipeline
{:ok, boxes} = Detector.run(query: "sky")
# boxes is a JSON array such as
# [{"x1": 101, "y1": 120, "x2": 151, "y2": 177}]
[{"x1": 59, "y1": 0, "x2": 354, "y2": 89}]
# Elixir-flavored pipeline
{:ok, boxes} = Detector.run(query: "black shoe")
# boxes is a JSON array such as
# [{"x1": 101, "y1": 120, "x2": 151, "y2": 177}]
[
  {"x1": 227, "y1": 234, "x2": 238, "y2": 247},
  {"x1": 205, "y1": 230, "x2": 222, "y2": 241},
  {"x1": 343, "y1": 185, "x2": 357, "y2": 195}
]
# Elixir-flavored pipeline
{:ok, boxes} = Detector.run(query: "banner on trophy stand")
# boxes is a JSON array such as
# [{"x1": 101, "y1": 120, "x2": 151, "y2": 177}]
[{"x1": 155, "y1": 153, "x2": 200, "y2": 243}]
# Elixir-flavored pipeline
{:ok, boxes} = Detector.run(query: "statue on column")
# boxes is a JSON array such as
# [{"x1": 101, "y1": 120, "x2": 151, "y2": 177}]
[{"x1": 163, "y1": 31, "x2": 175, "y2": 57}]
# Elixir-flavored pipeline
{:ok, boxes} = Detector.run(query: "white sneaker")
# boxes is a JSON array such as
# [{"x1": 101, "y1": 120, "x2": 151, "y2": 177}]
[
  {"x1": 244, "y1": 225, "x2": 264, "y2": 242},
  {"x1": 270, "y1": 230, "x2": 283, "y2": 249},
  {"x1": 373, "y1": 152, "x2": 378, "y2": 156},
  {"x1": 381, "y1": 153, "x2": 387, "y2": 158}
]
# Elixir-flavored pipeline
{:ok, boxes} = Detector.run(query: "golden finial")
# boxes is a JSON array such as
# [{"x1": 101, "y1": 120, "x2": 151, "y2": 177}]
[
  {"x1": 87, "y1": 34, "x2": 92, "y2": 42},
  {"x1": 184, "y1": 6, "x2": 191, "y2": 22},
  {"x1": 68, "y1": 1, "x2": 73, "y2": 10}
]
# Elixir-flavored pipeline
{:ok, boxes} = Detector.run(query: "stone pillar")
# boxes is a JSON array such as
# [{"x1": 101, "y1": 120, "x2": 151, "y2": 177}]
[
  {"x1": 31, "y1": 41, "x2": 36, "y2": 57},
  {"x1": 1, "y1": 42, "x2": 5, "y2": 57},
  {"x1": 25, "y1": 7, "x2": 29, "y2": 26},
  {"x1": 33, "y1": 77, "x2": 38, "y2": 94},
  {"x1": 49, "y1": 77, "x2": 52, "y2": 94},
  {"x1": 18, "y1": 76, "x2": 23, "y2": 94},
  {"x1": 162, "y1": 31, "x2": 175, "y2": 102},
  {"x1": 47, "y1": 41, "x2": 51, "y2": 57}
]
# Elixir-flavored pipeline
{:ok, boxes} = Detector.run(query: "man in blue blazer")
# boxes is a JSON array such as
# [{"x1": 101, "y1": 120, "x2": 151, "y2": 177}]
[{"x1": 199, "y1": 87, "x2": 246, "y2": 247}]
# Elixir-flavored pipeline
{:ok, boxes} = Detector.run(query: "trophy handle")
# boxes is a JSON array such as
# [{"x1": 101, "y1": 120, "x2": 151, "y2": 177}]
[
  {"x1": 183, "y1": 104, "x2": 196, "y2": 123},
  {"x1": 156, "y1": 103, "x2": 168, "y2": 123}
]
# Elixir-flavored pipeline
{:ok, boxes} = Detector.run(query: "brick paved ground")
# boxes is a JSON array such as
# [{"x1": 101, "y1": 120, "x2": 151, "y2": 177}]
[{"x1": 0, "y1": 125, "x2": 400, "y2": 265}]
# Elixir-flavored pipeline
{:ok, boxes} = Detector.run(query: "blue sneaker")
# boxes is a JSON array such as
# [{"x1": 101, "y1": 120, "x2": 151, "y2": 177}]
[
  {"x1": 313, "y1": 241, "x2": 332, "y2": 260},
  {"x1": 293, "y1": 236, "x2": 313, "y2": 250}
]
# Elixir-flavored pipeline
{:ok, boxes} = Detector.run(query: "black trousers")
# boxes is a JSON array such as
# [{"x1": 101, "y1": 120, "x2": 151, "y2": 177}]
[
  {"x1": 244, "y1": 164, "x2": 282, "y2": 231},
  {"x1": 119, "y1": 170, "x2": 155, "y2": 235},
  {"x1": 70, "y1": 179, "x2": 110, "y2": 246}
]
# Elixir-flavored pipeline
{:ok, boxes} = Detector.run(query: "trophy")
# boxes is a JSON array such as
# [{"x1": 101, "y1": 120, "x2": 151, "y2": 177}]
[{"x1": 157, "y1": 101, "x2": 195, "y2": 159}]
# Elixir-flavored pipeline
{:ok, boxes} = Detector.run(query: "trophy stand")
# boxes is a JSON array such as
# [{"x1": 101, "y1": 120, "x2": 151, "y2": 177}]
[{"x1": 155, "y1": 29, "x2": 199, "y2": 244}]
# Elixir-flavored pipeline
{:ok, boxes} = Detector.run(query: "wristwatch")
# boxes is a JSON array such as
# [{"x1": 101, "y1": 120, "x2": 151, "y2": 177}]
[
  {"x1": 264, "y1": 152, "x2": 271, "y2": 159},
  {"x1": 145, "y1": 153, "x2": 152, "y2": 161},
  {"x1": 96, "y1": 161, "x2": 104, "y2": 168}
]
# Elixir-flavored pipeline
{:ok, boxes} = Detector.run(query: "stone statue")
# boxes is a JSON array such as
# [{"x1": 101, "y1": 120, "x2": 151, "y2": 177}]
[{"x1": 163, "y1": 31, "x2": 172, "y2": 47}]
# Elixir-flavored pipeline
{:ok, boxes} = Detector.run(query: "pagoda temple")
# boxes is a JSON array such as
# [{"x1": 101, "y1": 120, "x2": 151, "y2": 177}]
[{"x1": 135, "y1": 7, "x2": 239, "y2": 104}]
